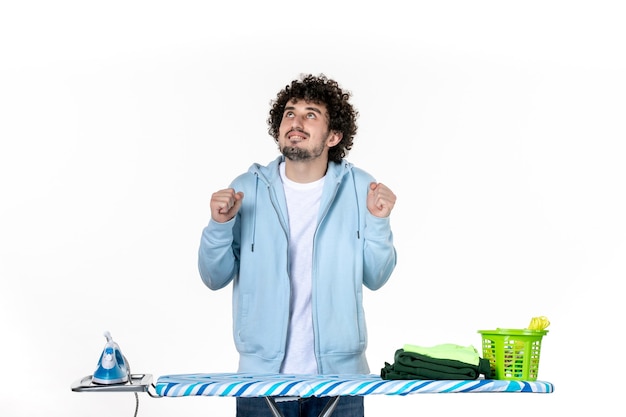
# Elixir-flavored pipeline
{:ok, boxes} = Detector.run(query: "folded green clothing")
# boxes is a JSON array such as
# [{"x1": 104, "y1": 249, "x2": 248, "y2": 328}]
[
  {"x1": 382, "y1": 362, "x2": 479, "y2": 380},
  {"x1": 380, "y1": 349, "x2": 492, "y2": 380},
  {"x1": 403, "y1": 343, "x2": 480, "y2": 366}
]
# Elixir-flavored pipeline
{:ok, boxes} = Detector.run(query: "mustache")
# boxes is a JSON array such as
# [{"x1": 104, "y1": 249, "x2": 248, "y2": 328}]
[{"x1": 287, "y1": 128, "x2": 309, "y2": 138}]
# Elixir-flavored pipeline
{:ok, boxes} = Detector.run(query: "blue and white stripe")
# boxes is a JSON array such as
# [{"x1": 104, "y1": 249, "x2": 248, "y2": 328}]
[{"x1": 155, "y1": 373, "x2": 554, "y2": 397}]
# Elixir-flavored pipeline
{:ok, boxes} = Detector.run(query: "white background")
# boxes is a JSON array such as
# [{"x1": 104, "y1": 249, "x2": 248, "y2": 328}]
[{"x1": 1, "y1": 1, "x2": 624, "y2": 416}]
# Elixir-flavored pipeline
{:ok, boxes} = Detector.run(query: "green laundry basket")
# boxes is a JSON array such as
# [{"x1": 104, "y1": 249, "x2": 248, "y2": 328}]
[{"x1": 478, "y1": 328, "x2": 548, "y2": 381}]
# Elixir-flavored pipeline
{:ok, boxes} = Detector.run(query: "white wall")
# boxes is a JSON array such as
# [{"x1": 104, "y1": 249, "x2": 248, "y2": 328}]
[{"x1": 1, "y1": 1, "x2": 624, "y2": 415}]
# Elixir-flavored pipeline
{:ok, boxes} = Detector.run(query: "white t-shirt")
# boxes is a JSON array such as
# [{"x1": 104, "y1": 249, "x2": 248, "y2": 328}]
[{"x1": 279, "y1": 162, "x2": 324, "y2": 374}]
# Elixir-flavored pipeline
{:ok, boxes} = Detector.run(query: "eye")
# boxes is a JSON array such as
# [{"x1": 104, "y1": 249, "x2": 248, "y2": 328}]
[
  {"x1": 284, "y1": 111, "x2": 294, "y2": 118},
  {"x1": 306, "y1": 112, "x2": 317, "y2": 119}
]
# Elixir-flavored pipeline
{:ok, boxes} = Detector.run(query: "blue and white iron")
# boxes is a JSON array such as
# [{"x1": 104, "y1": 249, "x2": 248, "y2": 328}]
[{"x1": 92, "y1": 331, "x2": 129, "y2": 385}]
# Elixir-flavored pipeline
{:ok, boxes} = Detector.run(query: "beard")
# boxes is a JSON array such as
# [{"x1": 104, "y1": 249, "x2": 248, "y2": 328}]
[{"x1": 280, "y1": 141, "x2": 326, "y2": 162}]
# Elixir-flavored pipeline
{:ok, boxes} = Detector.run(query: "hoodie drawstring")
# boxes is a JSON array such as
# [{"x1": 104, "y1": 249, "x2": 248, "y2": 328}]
[
  {"x1": 251, "y1": 173, "x2": 259, "y2": 252},
  {"x1": 349, "y1": 165, "x2": 362, "y2": 240}
]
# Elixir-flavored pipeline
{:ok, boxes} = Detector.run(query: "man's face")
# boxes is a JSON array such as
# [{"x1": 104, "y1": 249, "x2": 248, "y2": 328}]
[{"x1": 278, "y1": 99, "x2": 339, "y2": 162}]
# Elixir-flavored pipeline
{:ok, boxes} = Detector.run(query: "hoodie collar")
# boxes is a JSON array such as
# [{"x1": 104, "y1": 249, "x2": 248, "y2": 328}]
[
  {"x1": 246, "y1": 156, "x2": 359, "y2": 252},
  {"x1": 249, "y1": 155, "x2": 352, "y2": 186}
]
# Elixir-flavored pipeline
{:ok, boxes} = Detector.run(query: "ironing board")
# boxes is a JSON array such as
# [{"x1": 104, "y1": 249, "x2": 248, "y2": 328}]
[{"x1": 155, "y1": 373, "x2": 554, "y2": 417}]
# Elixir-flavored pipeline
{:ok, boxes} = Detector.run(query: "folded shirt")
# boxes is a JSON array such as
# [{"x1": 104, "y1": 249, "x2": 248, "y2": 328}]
[
  {"x1": 381, "y1": 349, "x2": 492, "y2": 380},
  {"x1": 403, "y1": 343, "x2": 481, "y2": 366}
]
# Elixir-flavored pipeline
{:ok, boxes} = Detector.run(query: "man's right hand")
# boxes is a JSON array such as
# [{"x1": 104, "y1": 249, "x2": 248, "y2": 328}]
[{"x1": 210, "y1": 188, "x2": 244, "y2": 223}]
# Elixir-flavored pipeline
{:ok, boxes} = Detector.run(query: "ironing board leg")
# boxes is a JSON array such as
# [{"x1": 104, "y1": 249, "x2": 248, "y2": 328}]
[
  {"x1": 263, "y1": 396, "x2": 341, "y2": 417},
  {"x1": 317, "y1": 396, "x2": 340, "y2": 417},
  {"x1": 264, "y1": 397, "x2": 285, "y2": 417}
]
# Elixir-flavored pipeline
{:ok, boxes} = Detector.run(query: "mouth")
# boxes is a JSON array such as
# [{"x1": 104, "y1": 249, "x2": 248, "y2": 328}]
[{"x1": 287, "y1": 129, "x2": 308, "y2": 142}]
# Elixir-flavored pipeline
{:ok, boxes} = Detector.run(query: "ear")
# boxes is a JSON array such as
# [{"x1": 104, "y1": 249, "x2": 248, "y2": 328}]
[{"x1": 327, "y1": 131, "x2": 343, "y2": 148}]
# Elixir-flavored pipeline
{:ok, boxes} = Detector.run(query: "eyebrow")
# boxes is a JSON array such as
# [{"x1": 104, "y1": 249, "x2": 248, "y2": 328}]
[{"x1": 284, "y1": 105, "x2": 323, "y2": 115}]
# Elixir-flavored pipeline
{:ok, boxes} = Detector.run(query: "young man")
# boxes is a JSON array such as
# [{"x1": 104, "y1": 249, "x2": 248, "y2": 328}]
[{"x1": 198, "y1": 74, "x2": 397, "y2": 417}]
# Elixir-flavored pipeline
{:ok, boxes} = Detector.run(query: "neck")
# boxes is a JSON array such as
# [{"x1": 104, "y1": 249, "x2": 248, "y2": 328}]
[{"x1": 284, "y1": 158, "x2": 328, "y2": 183}]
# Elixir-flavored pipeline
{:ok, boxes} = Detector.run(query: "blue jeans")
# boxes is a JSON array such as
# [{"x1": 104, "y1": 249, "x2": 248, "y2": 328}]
[{"x1": 236, "y1": 396, "x2": 364, "y2": 417}]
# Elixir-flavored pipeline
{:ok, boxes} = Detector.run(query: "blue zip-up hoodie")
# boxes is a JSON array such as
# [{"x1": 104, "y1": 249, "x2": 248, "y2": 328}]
[{"x1": 198, "y1": 156, "x2": 397, "y2": 374}]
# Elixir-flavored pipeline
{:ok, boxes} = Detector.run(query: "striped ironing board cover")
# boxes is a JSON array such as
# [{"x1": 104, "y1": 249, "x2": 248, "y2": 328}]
[{"x1": 155, "y1": 373, "x2": 554, "y2": 397}]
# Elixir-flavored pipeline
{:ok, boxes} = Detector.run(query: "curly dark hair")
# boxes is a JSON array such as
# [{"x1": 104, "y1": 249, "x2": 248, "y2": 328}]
[{"x1": 267, "y1": 74, "x2": 358, "y2": 163}]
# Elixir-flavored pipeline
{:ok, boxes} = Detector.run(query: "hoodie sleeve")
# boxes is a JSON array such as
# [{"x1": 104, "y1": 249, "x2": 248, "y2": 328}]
[
  {"x1": 198, "y1": 215, "x2": 241, "y2": 290},
  {"x1": 362, "y1": 212, "x2": 397, "y2": 290},
  {"x1": 348, "y1": 165, "x2": 397, "y2": 290}
]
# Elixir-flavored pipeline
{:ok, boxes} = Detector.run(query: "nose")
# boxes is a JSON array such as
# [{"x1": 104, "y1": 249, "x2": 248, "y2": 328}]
[{"x1": 290, "y1": 114, "x2": 304, "y2": 129}]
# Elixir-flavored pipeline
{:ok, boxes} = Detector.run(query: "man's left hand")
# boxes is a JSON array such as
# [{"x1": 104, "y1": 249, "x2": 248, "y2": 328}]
[{"x1": 366, "y1": 182, "x2": 396, "y2": 218}]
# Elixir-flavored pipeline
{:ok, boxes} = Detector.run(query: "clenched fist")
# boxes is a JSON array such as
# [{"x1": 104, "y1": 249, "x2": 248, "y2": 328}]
[
  {"x1": 210, "y1": 188, "x2": 244, "y2": 223},
  {"x1": 366, "y1": 182, "x2": 396, "y2": 218}
]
